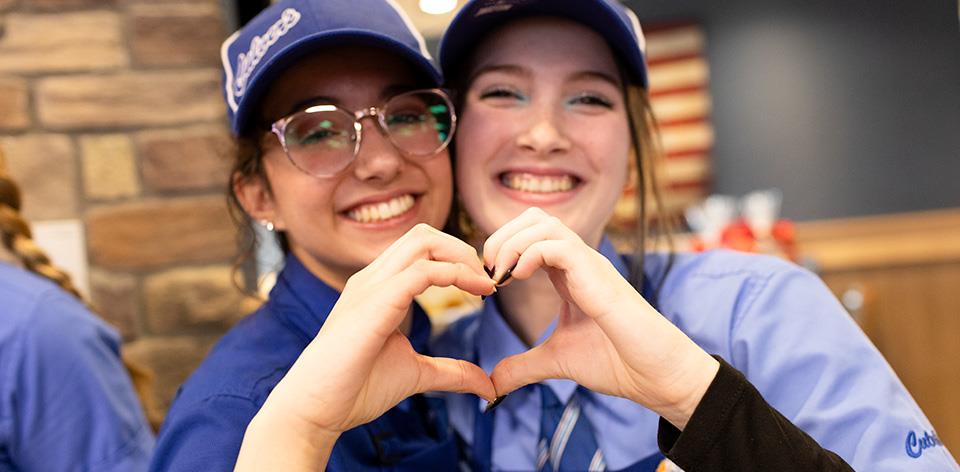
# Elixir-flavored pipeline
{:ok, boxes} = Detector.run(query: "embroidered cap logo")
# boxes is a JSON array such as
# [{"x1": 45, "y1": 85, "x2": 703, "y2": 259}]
[{"x1": 234, "y1": 8, "x2": 302, "y2": 98}]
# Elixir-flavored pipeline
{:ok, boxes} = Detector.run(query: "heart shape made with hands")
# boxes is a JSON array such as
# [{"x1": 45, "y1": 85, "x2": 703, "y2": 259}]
[{"x1": 468, "y1": 207, "x2": 716, "y2": 421}]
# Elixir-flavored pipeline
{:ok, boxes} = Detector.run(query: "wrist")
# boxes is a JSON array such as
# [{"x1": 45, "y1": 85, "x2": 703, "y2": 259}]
[
  {"x1": 659, "y1": 349, "x2": 720, "y2": 431},
  {"x1": 237, "y1": 405, "x2": 341, "y2": 471},
  {"x1": 255, "y1": 396, "x2": 343, "y2": 443}
]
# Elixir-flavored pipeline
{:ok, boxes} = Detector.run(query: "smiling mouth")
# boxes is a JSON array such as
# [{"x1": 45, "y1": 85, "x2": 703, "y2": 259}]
[
  {"x1": 499, "y1": 172, "x2": 580, "y2": 194},
  {"x1": 345, "y1": 194, "x2": 416, "y2": 224}
]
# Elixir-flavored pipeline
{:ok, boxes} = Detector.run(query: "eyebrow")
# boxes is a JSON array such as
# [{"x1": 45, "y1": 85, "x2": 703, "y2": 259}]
[
  {"x1": 468, "y1": 64, "x2": 530, "y2": 83},
  {"x1": 469, "y1": 64, "x2": 621, "y2": 88}
]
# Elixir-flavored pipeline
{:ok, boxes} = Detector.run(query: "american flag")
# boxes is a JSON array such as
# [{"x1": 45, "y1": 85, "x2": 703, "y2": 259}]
[{"x1": 611, "y1": 22, "x2": 713, "y2": 229}]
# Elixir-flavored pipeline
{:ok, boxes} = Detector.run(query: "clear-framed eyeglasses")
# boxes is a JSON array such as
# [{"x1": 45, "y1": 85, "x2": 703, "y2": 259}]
[{"x1": 270, "y1": 88, "x2": 457, "y2": 178}]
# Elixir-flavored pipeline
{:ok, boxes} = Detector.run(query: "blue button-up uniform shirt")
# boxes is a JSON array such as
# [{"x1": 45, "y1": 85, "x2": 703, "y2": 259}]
[
  {"x1": 0, "y1": 263, "x2": 154, "y2": 471},
  {"x1": 432, "y1": 237, "x2": 958, "y2": 471},
  {"x1": 151, "y1": 254, "x2": 459, "y2": 471}
]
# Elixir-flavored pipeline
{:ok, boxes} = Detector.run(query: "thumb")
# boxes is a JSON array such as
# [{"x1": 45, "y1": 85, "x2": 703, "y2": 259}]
[
  {"x1": 490, "y1": 343, "x2": 564, "y2": 396},
  {"x1": 414, "y1": 355, "x2": 496, "y2": 402}
]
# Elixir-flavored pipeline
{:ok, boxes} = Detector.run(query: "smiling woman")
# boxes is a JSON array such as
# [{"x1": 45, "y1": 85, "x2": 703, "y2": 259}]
[
  {"x1": 430, "y1": 0, "x2": 959, "y2": 471},
  {"x1": 149, "y1": 0, "x2": 497, "y2": 470}
]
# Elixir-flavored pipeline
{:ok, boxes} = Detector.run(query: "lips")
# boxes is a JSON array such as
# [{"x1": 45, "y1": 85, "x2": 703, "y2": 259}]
[
  {"x1": 344, "y1": 194, "x2": 416, "y2": 224},
  {"x1": 498, "y1": 171, "x2": 580, "y2": 194}
]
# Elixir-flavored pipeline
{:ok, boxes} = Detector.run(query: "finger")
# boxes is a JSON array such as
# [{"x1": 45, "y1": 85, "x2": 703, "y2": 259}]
[
  {"x1": 515, "y1": 239, "x2": 630, "y2": 318},
  {"x1": 336, "y1": 259, "x2": 496, "y2": 344},
  {"x1": 491, "y1": 219, "x2": 583, "y2": 284},
  {"x1": 396, "y1": 259, "x2": 497, "y2": 297},
  {"x1": 414, "y1": 355, "x2": 496, "y2": 402},
  {"x1": 359, "y1": 260, "x2": 495, "y2": 331},
  {"x1": 481, "y1": 207, "x2": 551, "y2": 278},
  {"x1": 370, "y1": 224, "x2": 487, "y2": 282},
  {"x1": 489, "y1": 343, "x2": 565, "y2": 396}
]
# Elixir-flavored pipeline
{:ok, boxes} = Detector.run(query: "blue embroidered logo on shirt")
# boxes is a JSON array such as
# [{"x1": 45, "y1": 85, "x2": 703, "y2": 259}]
[{"x1": 905, "y1": 430, "x2": 943, "y2": 458}]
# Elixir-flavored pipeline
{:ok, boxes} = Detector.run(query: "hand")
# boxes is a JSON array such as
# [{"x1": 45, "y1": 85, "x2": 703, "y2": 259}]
[
  {"x1": 484, "y1": 208, "x2": 718, "y2": 429},
  {"x1": 238, "y1": 224, "x2": 496, "y2": 470}
]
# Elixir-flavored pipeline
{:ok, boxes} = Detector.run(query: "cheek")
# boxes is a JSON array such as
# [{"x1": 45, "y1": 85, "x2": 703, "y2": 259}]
[
  {"x1": 582, "y1": 119, "x2": 632, "y2": 179},
  {"x1": 455, "y1": 107, "x2": 508, "y2": 162},
  {"x1": 424, "y1": 155, "x2": 454, "y2": 218},
  {"x1": 263, "y1": 153, "x2": 334, "y2": 220}
]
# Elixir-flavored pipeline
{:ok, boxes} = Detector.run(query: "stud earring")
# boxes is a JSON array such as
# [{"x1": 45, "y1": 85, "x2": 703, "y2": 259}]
[{"x1": 260, "y1": 220, "x2": 275, "y2": 232}]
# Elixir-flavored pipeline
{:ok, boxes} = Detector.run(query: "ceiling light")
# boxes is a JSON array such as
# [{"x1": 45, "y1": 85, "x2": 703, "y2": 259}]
[{"x1": 419, "y1": 0, "x2": 457, "y2": 15}]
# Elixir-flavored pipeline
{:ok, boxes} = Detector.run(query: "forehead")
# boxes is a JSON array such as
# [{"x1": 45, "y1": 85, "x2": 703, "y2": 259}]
[
  {"x1": 259, "y1": 46, "x2": 423, "y2": 122},
  {"x1": 467, "y1": 17, "x2": 620, "y2": 80}
]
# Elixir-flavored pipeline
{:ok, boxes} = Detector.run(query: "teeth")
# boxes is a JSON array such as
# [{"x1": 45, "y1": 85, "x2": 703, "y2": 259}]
[
  {"x1": 501, "y1": 173, "x2": 574, "y2": 194},
  {"x1": 347, "y1": 194, "x2": 416, "y2": 223}
]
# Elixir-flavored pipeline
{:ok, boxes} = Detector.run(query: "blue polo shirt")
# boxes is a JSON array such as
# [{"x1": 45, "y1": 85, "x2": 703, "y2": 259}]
[
  {"x1": 432, "y1": 237, "x2": 958, "y2": 471},
  {"x1": 151, "y1": 253, "x2": 460, "y2": 471},
  {"x1": 0, "y1": 263, "x2": 154, "y2": 471}
]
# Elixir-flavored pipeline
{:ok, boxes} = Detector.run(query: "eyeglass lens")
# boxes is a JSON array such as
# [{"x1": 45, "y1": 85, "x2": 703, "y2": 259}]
[{"x1": 283, "y1": 90, "x2": 453, "y2": 177}]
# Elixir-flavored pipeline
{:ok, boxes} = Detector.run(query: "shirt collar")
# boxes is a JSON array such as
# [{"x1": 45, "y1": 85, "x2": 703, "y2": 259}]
[
  {"x1": 268, "y1": 252, "x2": 432, "y2": 353},
  {"x1": 476, "y1": 235, "x2": 628, "y2": 404}
]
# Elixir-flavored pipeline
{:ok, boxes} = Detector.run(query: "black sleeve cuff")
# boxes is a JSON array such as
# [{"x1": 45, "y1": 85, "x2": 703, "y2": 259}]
[{"x1": 657, "y1": 355, "x2": 746, "y2": 466}]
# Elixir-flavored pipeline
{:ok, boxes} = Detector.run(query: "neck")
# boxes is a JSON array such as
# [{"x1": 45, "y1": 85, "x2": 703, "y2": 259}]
[
  {"x1": 497, "y1": 271, "x2": 562, "y2": 347},
  {"x1": 290, "y1": 245, "x2": 349, "y2": 291}
]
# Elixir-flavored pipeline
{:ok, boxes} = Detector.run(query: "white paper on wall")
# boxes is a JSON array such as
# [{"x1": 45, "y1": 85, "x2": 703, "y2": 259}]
[{"x1": 31, "y1": 219, "x2": 89, "y2": 297}]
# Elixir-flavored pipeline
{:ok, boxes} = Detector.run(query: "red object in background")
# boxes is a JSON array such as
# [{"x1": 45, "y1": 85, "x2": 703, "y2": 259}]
[
  {"x1": 772, "y1": 219, "x2": 795, "y2": 244},
  {"x1": 772, "y1": 219, "x2": 798, "y2": 261},
  {"x1": 720, "y1": 218, "x2": 757, "y2": 253},
  {"x1": 688, "y1": 219, "x2": 799, "y2": 263}
]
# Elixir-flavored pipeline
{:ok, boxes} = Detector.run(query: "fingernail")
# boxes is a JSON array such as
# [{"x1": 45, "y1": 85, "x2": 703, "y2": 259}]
[
  {"x1": 484, "y1": 395, "x2": 506, "y2": 413},
  {"x1": 495, "y1": 264, "x2": 516, "y2": 287},
  {"x1": 484, "y1": 265, "x2": 495, "y2": 278}
]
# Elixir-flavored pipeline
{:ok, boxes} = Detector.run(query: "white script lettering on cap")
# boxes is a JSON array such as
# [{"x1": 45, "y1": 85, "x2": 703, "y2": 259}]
[{"x1": 234, "y1": 8, "x2": 302, "y2": 98}]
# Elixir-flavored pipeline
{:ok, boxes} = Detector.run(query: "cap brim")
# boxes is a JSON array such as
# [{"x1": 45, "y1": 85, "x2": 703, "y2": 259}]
[{"x1": 440, "y1": 0, "x2": 648, "y2": 87}]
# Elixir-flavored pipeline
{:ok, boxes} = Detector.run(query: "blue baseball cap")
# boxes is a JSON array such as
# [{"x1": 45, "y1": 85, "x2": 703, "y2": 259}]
[
  {"x1": 220, "y1": 0, "x2": 441, "y2": 135},
  {"x1": 439, "y1": 0, "x2": 649, "y2": 88}
]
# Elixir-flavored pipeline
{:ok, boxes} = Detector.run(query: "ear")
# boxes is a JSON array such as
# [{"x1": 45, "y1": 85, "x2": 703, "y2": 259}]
[{"x1": 233, "y1": 171, "x2": 284, "y2": 230}]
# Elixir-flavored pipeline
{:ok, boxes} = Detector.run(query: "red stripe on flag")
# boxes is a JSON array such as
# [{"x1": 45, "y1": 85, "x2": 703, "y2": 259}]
[
  {"x1": 647, "y1": 53, "x2": 704, "y2": 67},
  {"x1": 658, "y1": 116, "x2": 709, "y2": 128},
  {"x1": 665, "y1": 148, "x2": 711, "y2": 159},
  {"x1": 649, "y1": 84, "x2": 706, "y2": 98},
  {"x1": 666, "y1": 179, "x2": 711, "y2": 191}
]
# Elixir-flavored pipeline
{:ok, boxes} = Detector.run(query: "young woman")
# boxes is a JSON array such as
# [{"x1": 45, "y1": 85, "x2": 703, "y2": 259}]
[
  {"x1": 149, "y1": 0, "x2": 496, "y2": 470},
  {"x1": 0, "y1": 164, "x2": 155, "y2": 470},
  {"x1": 431, "y1": 1, "x2": 957, "y2": 471}
]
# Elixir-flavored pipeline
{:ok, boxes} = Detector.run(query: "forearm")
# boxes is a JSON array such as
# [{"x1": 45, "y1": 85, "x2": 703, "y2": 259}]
[
  {"x1": 235, "y1": 407, "x2": 339, "y2": 472},
  {"x1": 658, "y1": 356, "x2": 852, "y2": 472}
]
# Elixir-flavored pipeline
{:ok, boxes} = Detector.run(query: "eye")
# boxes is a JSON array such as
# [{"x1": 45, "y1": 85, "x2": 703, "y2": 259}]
[
  {"x1": 385, "y1": 111, "x2": 427, "y2": 126},
  {"x1": 567, "y1": 93, "x2": 614, "y2": 109},
  {"x1": 300, "y1": 128, "x2": 347, "y2": 146},
  {"x1": 478, "y1": 86, "x2": 526, "y2": 103}
]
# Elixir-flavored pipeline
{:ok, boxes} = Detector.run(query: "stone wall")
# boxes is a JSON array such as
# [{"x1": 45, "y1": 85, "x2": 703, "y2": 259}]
[{"x1": 0, "y1": 0, "x2": 256, "y2": 423}]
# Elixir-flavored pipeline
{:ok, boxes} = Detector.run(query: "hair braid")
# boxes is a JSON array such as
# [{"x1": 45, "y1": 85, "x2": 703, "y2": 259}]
[{"x1": 0, "y1": 170, "x2": 161, "y2": 430}]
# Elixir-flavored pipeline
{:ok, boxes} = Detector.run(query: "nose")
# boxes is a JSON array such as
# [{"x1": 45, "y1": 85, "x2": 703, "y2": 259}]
[
  {"x1": 515, "y1": 106, "x2": 572, "y2": 157},
  {"x1": 352, "y1": 115, "x2": 404, "y2": 183}
]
